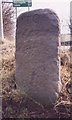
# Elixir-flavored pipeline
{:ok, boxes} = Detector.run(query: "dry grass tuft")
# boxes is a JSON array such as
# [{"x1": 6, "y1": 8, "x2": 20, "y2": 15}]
[{"x1": 1, "y1": 39, "x2": 72, "y2": 118}]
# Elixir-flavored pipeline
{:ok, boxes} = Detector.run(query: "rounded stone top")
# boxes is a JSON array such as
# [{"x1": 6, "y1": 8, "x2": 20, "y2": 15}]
[{"x1": 17, "y1": 9, "x2": 60, "y2": 34}]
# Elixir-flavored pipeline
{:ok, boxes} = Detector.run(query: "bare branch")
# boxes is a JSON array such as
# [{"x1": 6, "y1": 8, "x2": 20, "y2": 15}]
[{"x1": 2, "y1": 2, "x2": 15, "y2": 40}]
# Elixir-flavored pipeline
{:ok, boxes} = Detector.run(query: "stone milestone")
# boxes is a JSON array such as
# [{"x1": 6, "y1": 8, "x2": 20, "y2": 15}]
[{"x1": 16, "y1": 9, "x2": 61, "y2": 107}]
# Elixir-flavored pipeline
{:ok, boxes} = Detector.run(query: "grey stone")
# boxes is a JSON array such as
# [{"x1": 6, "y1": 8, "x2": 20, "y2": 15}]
[{"x1": 16, "y1": 9, "x2": 61, "y2": 107}]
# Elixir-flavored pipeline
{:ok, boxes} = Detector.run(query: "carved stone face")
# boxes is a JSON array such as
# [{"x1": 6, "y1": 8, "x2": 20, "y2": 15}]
[{"x1": 16, "y1": 9, "x2": 61, "y2": 107}]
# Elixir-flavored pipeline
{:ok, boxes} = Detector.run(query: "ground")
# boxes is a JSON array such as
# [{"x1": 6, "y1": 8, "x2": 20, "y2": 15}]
[{"x1": 0, "y1": 39, "x2": 72, "y2": 118}]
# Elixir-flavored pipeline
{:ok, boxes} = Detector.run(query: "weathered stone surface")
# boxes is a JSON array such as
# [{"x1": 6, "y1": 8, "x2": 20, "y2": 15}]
[{"x1": 16, "y1": 9, "x2": 61, "y2": 107}]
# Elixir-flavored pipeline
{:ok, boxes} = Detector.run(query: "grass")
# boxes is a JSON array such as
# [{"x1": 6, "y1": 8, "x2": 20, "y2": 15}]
[{"x1": 1, "y1": 39, "x2": 72, "y2": 118}]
